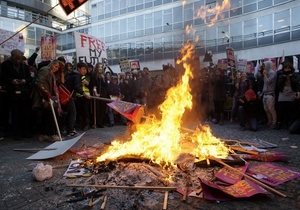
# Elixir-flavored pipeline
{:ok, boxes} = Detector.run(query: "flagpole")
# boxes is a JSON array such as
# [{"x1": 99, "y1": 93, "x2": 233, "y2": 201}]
[{"x1": 0, "y1": 3, "x2": 60, "y2": 47}]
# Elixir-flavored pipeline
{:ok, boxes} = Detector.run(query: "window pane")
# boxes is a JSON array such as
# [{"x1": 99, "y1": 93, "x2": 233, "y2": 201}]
[
  {"x1": 163, "y1": 9, "x2": 172, "y2": 25},
  {"x1": 112, "y1": 21, "x2": 119, "y2": 35},
  {"x1": 184, "y1": 4, "x2": 192, "y2": 21},
  {"x1": 274, "y1": 9, "x2": 290, "y2": 32},
  {"x1": 145, "y1": 13, "x2": 153, "y2": 29},
  {"x1": 258, "y1": 0, "x2": 272, "y2": 10},
  {"x1": 258, "y1": 14, "x2": 273, "y2": 33},
  {"x1": 154, "y1": 11, "x2": 162, "y2": 26},
  {"x1": 292, "y1": 6, "x2": 300, "y2": 28},
  {"x1": 244, "y1": 18, "x2": 257, "y2": 39},
  {"x1": 136, "y1": 15, "x2": 144, "y2": 30},
  {"x1": 174, "y1": 6, "x2": 183, "y2": 22}
]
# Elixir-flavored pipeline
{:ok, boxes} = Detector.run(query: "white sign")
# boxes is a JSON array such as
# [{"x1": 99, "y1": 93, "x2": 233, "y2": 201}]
[
  {"x1": 237, "y1": 59, "x2": 247, "y2": 72},
  {"x1": 0, "y1": 29, "x2": 25, "y2": 55},
  {"x1": 74, "y1": 32, "x2": 107, "y2": 66},
  {"x1": 293, "y1": 56, "x2": 298, "y2": 72}
]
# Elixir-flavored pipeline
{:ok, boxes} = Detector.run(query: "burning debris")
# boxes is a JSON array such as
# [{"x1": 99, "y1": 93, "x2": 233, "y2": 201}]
[{"x1": 53, "y1": 41, "x2": 299, "y2": 208}]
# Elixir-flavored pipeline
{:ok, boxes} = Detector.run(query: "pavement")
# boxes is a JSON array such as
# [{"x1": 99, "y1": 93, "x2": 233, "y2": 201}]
[{"x1": 0, "y1": 120, "x2": 299, "y2": 210}]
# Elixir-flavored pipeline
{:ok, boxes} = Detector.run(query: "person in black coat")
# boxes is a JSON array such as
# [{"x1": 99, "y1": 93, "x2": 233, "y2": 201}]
[
  {"x1": 237, "y1": 89, "x2": 259, "y2": 131},
  {"x1": 1, "y1": 49, "x2": 32, "y2": 139}
]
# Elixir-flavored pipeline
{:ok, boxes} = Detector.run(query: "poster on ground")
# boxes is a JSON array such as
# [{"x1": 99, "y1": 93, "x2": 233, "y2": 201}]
[
  {"x1": 0, "y1": 29, "x2": 25, "y2": 55},
  {"x1": 74, "y1": 32, "x2": 107, "y2": 66},
  {"x1": 41, "y1": 36, "x2": 57, "y2": 61}
]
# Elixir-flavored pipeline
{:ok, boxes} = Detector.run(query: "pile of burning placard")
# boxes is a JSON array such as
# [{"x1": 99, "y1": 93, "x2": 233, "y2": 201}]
[{"x1": 58, "y1": 138, "x2": 300, "y2": 209}]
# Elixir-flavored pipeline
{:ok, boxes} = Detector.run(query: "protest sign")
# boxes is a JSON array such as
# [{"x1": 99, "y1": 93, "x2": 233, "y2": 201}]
[
  {"x1": 200, "y1": 178, "x2": 268, "y2": 201},
  {"x1": 74, "y1": 32, "x2": 107, "y2": 66},
  {"x1": 215, "y1": 162, "x2": 249, "y2": 185},
  {"x1": 59, "y1": 0, "x2": 88, "y2": 15},
  {"x1": 41, "y1": 36, "x2": 57, "y2": 61},
  {"x1": 0, "y1": 29, "x2": 25, "y2": 55},
  {"x1": 247, "y1": 163, "x2": 300, "y2": 186},
  {"x1": 226, "y1": 47, "x2": 235, "y2": 68},
  {"x1": 63, "y1": 159, "x2": 92, "y2": 178}
]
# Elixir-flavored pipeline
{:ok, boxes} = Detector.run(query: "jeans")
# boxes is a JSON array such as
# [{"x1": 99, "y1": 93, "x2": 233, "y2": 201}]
[
  {"x1": 263, "y1": 94, "x2": 277, "y2": 125},
  {"x1": 65, "y1": 98, "x2": 77, "y2": 133}
]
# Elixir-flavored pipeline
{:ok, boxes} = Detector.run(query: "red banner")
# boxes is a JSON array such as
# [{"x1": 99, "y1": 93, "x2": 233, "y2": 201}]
[
  {"x1": 107, "y1": 100, "x2": 144, "y2": 123},
  {"x1": 215, "y1": 162, "x2": 249, "y2": 185},
  {"x1": 200, "y1": 178, "x2": 268, "y2": 201},
  {"x1": 41, "y1": 36, "x2": 57, "y2": 61},
  {"x1": 246, "y1": 163, "x2": 300, "y2": 187}
]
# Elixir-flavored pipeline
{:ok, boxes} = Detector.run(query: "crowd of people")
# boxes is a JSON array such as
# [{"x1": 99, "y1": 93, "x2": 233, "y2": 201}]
[{"x1": 0, "y1": 48, "x2": 300, "y2": 142}]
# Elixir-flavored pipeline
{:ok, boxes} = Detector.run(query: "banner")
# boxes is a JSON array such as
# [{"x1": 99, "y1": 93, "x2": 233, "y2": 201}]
[
  {"x1": 200, "y1": 178, "x2": 268, "y2": 201},
  {"x1": 107, "y1": 100, "x2": 144, "y2": 123},
  {"x1": 237, "y1": 59, "x2": 247, "y2": 72},
  {"x1": 247, "y1": 163, "x2": 300, "y2": 187},
  {"x1": 74, "y1": 32, "x2": 107, "y2": 66},
  {"x1": 0, "y1": 29, "x2": 25, "y2": 55},
  {"x1": 215, "y1": 162, "x2": 249, "y2": 185},
  {"x1": 41, "y1": 36, "x2": 57, "y2": 61},
  {"x1": 119, "y1": 59, "x2": 140, "y2": 72}
]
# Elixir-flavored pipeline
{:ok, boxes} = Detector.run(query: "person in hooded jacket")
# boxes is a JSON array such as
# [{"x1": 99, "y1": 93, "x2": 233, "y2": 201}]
[
  {"x1": 262, "y1": 60, "x2": 277, "y2": 129},
  {"x1": 63, "y1": 62, "x2": 91, "y2": 136}
]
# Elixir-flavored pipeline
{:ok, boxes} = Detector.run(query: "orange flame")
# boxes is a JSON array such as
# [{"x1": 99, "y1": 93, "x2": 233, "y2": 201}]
[
  {"x1": 195, "y1": 0, "x2": 230, "y2": 27},
  {"x1": 96, "y1": 42, "x2": 229, "y2": 168}
]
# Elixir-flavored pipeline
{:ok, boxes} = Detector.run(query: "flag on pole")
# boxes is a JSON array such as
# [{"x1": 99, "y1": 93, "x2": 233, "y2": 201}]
[{"x1": 107, "y1": 100, "x2": 145, "y2": 123}]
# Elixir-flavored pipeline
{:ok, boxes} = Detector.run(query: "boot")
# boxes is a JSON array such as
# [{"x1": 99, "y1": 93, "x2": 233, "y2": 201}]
[{"x1": 219, "y1": 113, "x2": 224, "y2": 125}]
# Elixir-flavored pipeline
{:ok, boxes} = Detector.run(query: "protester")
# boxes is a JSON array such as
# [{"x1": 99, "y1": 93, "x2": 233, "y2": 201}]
[
  {"x1": 229, "y1": 71, "x2": 241, "y2": 122},
  {"x1": 1, "y1": 49, "x2": 33, "y2": 140},
  {"x1": 237, "y1": 89, "x2": 259, "y2": 131},
  {"x1": 90, "y1": 62, "x2": 108, "y2": 128},
  {"x1": 31, "y1": 59, "x2": 62, "y2": 142},
  {"x1": 75, "y1": 73, "x2": 91, "y2": 131},
  {"x1": 276, "y1": 62, "x2": 299, "y2": 129},
  {"x1": 63, "y1": 62, "x2": 91, "y2": 136},
  {"x1": 262, "y1": 60, "x2": 277, "y2": 129},
  {"x1": 289, "y1": 92, "x2": 300, "y2": 134},
  {"x1": 107, "y1": 75, "x2": 122, "y2": 127},
  {"x1": 211, "y1": 68, "x2": 228, "y2": 125}
]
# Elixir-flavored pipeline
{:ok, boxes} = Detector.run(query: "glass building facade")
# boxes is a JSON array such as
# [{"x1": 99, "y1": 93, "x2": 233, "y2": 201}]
[{"x1": 0, "y1": 0, "x2": 300, "y2": 71}]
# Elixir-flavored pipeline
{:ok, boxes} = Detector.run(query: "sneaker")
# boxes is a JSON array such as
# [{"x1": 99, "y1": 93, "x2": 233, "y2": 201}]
[
  {"x1": 39, "y1": 135, "x2": 49, "y2": 142},
  {"x1": 51, "y1": 135, "x2": 60, "y2": 141},
  {"x1": 67, "y1": 130, "x2": 78, "y2": 137}
]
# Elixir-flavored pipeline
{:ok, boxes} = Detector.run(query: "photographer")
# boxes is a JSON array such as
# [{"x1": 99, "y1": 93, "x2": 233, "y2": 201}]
[{"x1": 276, "y1": 62, "x2": 299, "y2": 130}]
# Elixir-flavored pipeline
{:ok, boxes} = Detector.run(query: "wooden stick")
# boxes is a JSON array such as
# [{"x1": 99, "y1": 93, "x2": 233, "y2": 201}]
[
  {"x1": 229, "y1": 146, "x2": 259, "y2": 155},
  {"x1": 101, "y1": 195, "x2": 108, "y2": 210},
  {"x1": 209, "y1": 157, "x2": 287, "y2": 197},
  {"x1": 14, "y1": 148, "x2": 57, "y2": 152},
  {"x1": 163, "y1": 191, "x2": 168, "y2": 210},
  {"x1": 67, "y1": 184, "x2": 176, "y2": 191}
]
